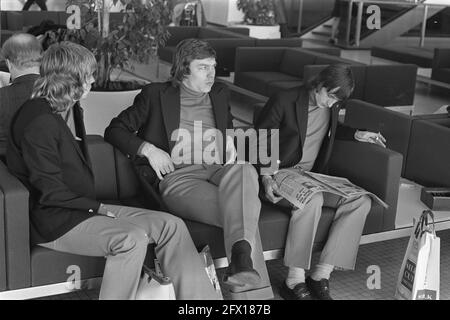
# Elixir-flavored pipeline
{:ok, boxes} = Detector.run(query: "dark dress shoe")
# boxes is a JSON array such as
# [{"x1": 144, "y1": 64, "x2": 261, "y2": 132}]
[
  {"x1": 279, "y1": 282, "x2": 313, "y2": 300},
  {"x1": 306, "y1": 277, "x2": 333, "y2": 300},
  {"x1": 223, "y1": 240, "x2": 261, "y2": 290}
]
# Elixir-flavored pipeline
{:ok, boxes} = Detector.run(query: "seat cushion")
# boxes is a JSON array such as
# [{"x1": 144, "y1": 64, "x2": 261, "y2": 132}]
[
  {"x1": 31, "y1": 247, "x2": 106, "y2": 287},
  {"x1": 185, "y1": 202, "x2": 336, "y2": 258},
  {"x1": 29, "y1": 200, "x2": 337, "y2": 287},
  {"x1": 235, "y1": 72, "x2": 300, "y2": 96}
]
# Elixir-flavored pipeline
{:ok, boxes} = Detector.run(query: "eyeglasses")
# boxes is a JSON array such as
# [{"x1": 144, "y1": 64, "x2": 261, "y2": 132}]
[{"x1": 327, "y1": 91, "x2": 341, "y2": 102}]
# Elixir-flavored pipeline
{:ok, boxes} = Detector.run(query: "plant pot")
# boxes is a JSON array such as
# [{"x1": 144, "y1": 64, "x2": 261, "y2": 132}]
[
  {"x1": 81, "y1": 89, "x2": 141, "y2": 136},
  {"x1": 233, "y1": 23, "x2": 280, "y2": 39}
]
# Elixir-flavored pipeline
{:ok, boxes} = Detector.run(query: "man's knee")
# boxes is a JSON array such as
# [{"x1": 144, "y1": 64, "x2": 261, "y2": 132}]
[
  {"x1": 308, "y1": 193, "x2": 324, "y2": 208},
  {"x1": 113, "y1": 228, "x2": 149, "y2": 254},
  {"x1": 236, "y1": 163, "x2": 258, "y2": 181},
  {"x1": 292, "y1": 193, "x2": 323, "y2": 216},
  {"x1": 358, "y1": 195, "x2": 372, "y2": 215},
  {"x1": 157, "y1": 212, "x2": 189, "y2": 234}
]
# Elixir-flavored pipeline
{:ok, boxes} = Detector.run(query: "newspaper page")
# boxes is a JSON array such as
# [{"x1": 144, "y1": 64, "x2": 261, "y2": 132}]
[{"x1": 273, "y1": 168, "x2": 388, "y2": 210}]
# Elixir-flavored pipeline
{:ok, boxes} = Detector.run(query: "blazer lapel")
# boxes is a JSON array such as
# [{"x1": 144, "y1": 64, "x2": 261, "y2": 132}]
[
  {"x1": 73, "y1": 103, "x2": 94, "y2": 173},
  {"x1": 329, "y1": 104, "x2": 339, "y2": 141},
  {"x1": 160, "y1": 85, "x2": 180, "y2": 150},
  {"x1": 55, "y1": 106, "x2": 92, "y2": 174},
  {"x1": 295, "y1": 87, "x2": 310, "y2": 149},
  {"x1": 209, "y1": 84, "x2": 227, "y2": 162}
]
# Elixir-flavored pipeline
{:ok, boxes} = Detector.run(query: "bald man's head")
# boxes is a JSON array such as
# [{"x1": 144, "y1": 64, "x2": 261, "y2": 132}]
[{"x1": 1, "y1": 33, "x2": 42, "y2": 70}]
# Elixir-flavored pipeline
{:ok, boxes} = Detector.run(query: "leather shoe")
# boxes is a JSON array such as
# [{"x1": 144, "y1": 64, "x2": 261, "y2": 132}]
[
  {"x1": 222, "y1": 240, "x2": 261, "y2": 291},
  {"x1": 306, "y1": 277, "x2": 333, "y2": 300},
  {"x1": 279, "y1": 282, "x2": 313, "y2": 300}
]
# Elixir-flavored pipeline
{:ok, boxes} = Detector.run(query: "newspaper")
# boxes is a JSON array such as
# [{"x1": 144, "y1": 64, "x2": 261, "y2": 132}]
[{"x1": 273, "y1": 168, "x2": 388, "y2": 210}]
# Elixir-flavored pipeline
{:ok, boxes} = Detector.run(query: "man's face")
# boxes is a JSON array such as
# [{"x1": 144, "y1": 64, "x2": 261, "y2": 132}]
[
  {"x1": 314, "y1": 86, "x2": 341, "y2": 108},
  {"x1": 183, "y1": 57, "x2": 216, "y2": 93}
]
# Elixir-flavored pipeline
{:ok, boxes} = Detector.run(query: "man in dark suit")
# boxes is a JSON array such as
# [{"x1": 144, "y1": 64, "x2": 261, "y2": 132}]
[
  {"x1": 254, "y1": 64, "x2": 386, "y2": 300},
  {"x1": 105, "y1": 39, "x2": 272, "y2": 297},
  {"x1": 0, "y1": 33, "x2": 41, "y2": 156}
]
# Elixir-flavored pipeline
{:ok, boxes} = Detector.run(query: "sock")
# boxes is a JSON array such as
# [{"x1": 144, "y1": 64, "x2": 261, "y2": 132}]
[
  {"x1": 310, "y1": 263, "x2": 334, "y2": 281},
  {"x1": 285, "y1": 267, "x2": 305, "y2": 289}
]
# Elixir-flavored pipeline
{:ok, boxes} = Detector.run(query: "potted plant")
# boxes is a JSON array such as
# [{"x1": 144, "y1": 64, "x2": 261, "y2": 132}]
[
  {"x1": 44, "y1": 0, "x2": 171, "y2": 134},
  {"x1": 63, "y1": 0, "x2": 171, "y2": 91},
  {"x1": 235, "y1": 0, "x2": 280, "y2": 39},
  {"x1": 237, "y1": 0, "x2": 276, "y2": 26}
]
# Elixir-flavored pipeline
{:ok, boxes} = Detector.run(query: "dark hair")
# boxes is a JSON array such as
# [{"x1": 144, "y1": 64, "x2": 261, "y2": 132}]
[
  {"x1": 307, "y1": 64, "x2": 354, "y2": 101},
  {"x1": 170, "y1": 38, "x2": 216, "y2": 86}
]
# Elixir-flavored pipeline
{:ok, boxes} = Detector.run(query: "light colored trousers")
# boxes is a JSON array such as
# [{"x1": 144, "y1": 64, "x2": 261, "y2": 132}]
[
  {"x1": 40, "y1": 204, "x2": 219, "y2": 300},
  {"x1": 159, "y1": 163, "x2": 271, "y2": 286},
  {"x1": 281, "y1": 192, "x2": 371, "y2": 270}
]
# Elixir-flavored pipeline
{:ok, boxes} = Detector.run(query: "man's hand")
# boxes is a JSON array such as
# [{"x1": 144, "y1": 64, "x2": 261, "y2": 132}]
[
  {"x1": 354, "y1": 130, "x2": 386, "y2": 148},
  {"x1": 139, "y1": 142, "x2": 174, "y2": 180},
  {"x1": 261, "y1": 175, "x2": 283, "y2": 204}
]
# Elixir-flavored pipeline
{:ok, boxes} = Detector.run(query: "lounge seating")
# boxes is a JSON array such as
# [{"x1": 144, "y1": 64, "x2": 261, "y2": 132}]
[
  {"x1": 158, "y1": 26, "x2": 340, "y2": 75},
  {"x1": 234, "y1": 47, "x2": 418, "y2": 106},
  {"x1": 431, "y1": 48, "x2": 450, "y2": 84},
  {"x1": 405, "y1": 117, "x2": 450, "y2": 188},
  {"x1": 0, "y1": 133, "x2": 401, "y2": 296},
  {"x1": 344, "y1": 99, "x2": 449, "y2": 183},
  {"x1": 234, "y1": 47, "x2": 417, "y2": 106},
  {"x1": 371, "y1": 45, "x2": 434, "y2": 68},
  {"x1": 234, "y1": 47, "x2": 359, "y2": 98}
]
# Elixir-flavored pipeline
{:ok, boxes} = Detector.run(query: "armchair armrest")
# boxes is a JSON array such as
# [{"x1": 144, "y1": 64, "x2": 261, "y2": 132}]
[
  {"x1": 166, "y1": 26, "x2": 199, "y2": 45},
  {"x1": 234, "y1": 47, "x2": 284, "y2": 73},
  {"x1": 0, "y1": 161, "x2": 31, "y2": 290},
  {"x1": 328, "y1": 140, "x2": 403, "y2": 231}
]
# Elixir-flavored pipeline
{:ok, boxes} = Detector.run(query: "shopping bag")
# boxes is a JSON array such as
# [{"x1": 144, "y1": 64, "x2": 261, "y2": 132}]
[
  {"x1": 199, "y1": 245, "x2": 224, "y2": 300},
  {"x1": 395, "y1": 210, "x2": 440, "y2": 300},
  {"x1": 135, "y1": 260, "x2": 176, "y2": 300}
]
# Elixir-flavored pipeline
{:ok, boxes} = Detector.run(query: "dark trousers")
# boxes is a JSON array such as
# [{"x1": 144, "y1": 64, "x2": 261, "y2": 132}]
[{"x1": 23, "y1": 0, "x2": 47, "y2": 11}]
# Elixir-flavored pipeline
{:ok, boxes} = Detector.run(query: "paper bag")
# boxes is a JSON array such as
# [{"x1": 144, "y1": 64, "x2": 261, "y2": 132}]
[
  {"x1": 395, "y1": 210, "x2": 440, "y2": 300},
  {"x1": 199, "y1": 245, "x2": 224, "y2": 299},
  {"x1": 135, "y1": 261, "x2": 176, "y2": 300}
]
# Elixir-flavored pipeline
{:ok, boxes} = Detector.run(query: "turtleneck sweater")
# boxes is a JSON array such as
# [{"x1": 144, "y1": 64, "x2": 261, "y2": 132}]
[{"x1": 171, "y1": 83, "x2": 219, "y2": 168}]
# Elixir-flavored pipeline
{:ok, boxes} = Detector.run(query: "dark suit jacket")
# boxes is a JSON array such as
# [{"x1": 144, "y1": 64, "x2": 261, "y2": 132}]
[
  {"x1": 254, "y1": 85, "x2": 356, "y2": 174},
  {"x1": 0, "y1": 73, "x2": 39, "y2": 156},
  {"x1": 6, "y1": 98, "x2": 101, "y2": 245},
  {"x1": 104, "y1": 81, "x2": 233, "y2": 208}
]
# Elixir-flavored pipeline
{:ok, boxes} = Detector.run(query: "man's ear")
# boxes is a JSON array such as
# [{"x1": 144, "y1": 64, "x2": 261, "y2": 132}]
[{"x1": 5, "y1": 59, "x2": 11, "y2": 71}]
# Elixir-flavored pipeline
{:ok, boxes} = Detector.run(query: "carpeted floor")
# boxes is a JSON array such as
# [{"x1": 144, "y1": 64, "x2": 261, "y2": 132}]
[{"x1": 35, "y1": 228, "x2": 450, "y2": 300}]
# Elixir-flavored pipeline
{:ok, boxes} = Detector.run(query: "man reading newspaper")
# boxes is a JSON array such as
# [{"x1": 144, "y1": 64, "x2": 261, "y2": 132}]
[
  {"x1": 254, "y1": 65, "x2": 387, "y2": 300},
  {"x1": 274, "y1": 168, "x2": 387, "y2": 212}
]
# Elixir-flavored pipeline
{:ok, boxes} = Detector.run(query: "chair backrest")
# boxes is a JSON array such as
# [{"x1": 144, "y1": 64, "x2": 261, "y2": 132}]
[
  {"x1": 345, "y1": 99, "x2": 414, "y2": 175},
  {"x1": 362, "y1": 64, "x2": 417, "y2": 106},
  {"x1": 405, "y1": 118, "x2": 450, "y2": 188},
  {"x1": 86, "y1": 135, "x2": 140, "y2": 201}
]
